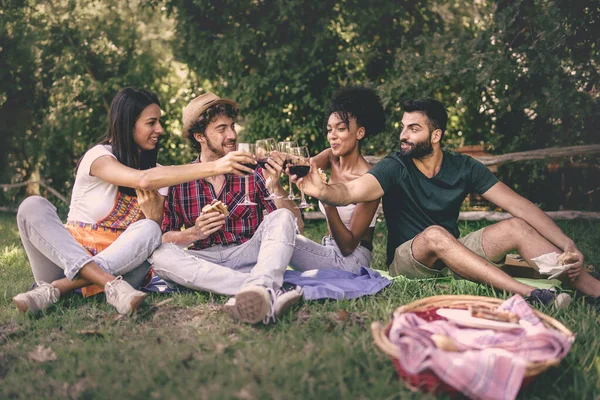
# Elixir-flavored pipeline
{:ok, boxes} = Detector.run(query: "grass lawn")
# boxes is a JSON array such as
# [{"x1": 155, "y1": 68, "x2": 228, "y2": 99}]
[{"x1": 0, "y1": 211, "x2": 599, "y2": 399}]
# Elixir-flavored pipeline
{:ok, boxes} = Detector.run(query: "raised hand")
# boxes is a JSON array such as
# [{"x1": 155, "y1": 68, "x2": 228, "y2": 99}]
[
  {"x1": 261, "y1": 150, "x2": 285, "y2": 188},
  {"x1": 215, "y1": 150, "x2": 256, "y2": 176},
  {"x1": 136, "y1": 189, "x2": 165, "y2": 225},
  {"x1": 289, "y1": 158, "x2": 326, "y2": 199}
]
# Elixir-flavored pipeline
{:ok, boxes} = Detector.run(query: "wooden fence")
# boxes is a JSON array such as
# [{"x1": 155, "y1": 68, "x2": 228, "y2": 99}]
[{"x1": 2, "y1": 144, "x2": 599, "y2": 219}]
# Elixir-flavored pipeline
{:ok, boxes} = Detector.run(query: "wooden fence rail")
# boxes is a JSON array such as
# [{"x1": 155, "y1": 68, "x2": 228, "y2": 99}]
[
  {"x1": 364, "y1": 143, "x2": 600, "y2": 166},
  {"x1": 1, "y1": 144, "x2": 599, "y2": 219}
]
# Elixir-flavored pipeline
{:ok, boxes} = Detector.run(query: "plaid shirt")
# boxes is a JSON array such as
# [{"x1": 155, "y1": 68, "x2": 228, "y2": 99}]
[{"x1": 162, "y1": 158, "x2": 276, "y2": 250}]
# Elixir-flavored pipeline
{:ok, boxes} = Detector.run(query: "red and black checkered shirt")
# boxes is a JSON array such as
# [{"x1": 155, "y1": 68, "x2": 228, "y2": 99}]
[{"x1": 162, "y1": 158, "x2": 276, "y2": 250}]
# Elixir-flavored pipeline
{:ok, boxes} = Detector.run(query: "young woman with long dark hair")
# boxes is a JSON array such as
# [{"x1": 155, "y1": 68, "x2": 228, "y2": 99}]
[{"x1": 13, "y1": 88, "x2": 255, "y2": 315}]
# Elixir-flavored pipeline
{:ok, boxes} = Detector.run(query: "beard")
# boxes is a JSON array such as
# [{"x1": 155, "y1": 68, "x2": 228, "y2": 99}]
[
  {"x1": 399, "y1": 136, "x2": 433, "y2": 159},
  {"x1": 204, "y1": 135, "x2": 235, "y2": 158}
]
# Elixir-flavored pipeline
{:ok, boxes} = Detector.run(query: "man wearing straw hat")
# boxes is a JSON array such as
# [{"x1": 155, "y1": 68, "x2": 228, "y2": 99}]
[
  {"x1": 149, "y1": 92, "x2": 303, "y2": 324},
  {"x1": 294, "y1": 98, "x2": 600, "y2": 309}
]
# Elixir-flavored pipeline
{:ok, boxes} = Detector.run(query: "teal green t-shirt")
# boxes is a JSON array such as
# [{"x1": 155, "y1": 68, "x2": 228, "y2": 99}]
[{"x1": 368, "y1": 150, "x2": 498, "y2": 266}]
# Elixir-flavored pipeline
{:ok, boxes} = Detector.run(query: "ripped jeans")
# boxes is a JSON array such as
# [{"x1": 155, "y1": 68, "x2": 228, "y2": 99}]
[{"x1": 149, "y1": 209, "x2": 298, "y2": 296}]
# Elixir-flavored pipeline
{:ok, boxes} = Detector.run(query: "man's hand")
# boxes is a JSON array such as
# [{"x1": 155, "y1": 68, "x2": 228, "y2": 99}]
[
  {"x1": 193, "y1": 211, "x2": 226, "y2": 241},
  {"x1": 563, "y1": 241, "x2": 584, "y2": 280},
  {"x1": 136, "y1": 189, "x2": 165, "y2": 225},
  {"x1": 261, "y1": 150, "x2": 285, "y2": 189},
  {"x1": 215, "y1": 151, "x2": 256, "y2": 176},
  {"x1": 289, "y1": 159, "x2": 326, "y2": 199}
]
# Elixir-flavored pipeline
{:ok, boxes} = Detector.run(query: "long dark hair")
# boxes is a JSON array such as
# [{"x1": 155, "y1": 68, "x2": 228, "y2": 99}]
[{"x1": 98, "y1": 87, "x2": 161, "y2": 196}]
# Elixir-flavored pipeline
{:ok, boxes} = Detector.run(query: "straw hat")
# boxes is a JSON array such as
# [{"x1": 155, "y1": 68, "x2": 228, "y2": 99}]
[{"x1": 182, "y1": 92, "x2": 238, "y2": 138}]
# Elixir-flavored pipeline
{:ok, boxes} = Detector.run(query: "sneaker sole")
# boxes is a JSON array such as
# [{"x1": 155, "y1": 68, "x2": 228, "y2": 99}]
[
  {"x1": 234, "y1": 288, "x2": 270, "y2": 324},
  {"x1": 127, "y1": 293, "x2": 147, "y2": 315}
]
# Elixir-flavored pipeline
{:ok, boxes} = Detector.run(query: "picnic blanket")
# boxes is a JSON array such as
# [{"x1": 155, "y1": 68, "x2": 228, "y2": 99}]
[
  {"x1": 388, "y1": 295, "x2": 574, "y2": 400},
  {"x1": 142, "y1": 266, "x2": 391, "y2": 300}
]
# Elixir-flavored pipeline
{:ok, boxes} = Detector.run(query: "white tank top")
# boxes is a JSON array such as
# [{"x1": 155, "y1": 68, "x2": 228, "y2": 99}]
[{"x1": 318, "y1": 201, "x2": 377, "y2": 229}]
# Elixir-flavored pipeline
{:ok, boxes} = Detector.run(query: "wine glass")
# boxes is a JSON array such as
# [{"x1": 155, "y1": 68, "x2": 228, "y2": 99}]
[
  {"x1": 237, "y1": 143, "x2": 257, "y2": 206},
  {"x1": 289, "y1": 146, "x2": 311, "y2": 209},
  {"x1": 277, "y1": 140, "x2": 299, "y2": 200},
  {"x1": 256, "y1": 138, "x2": 282, "y2": 200}
]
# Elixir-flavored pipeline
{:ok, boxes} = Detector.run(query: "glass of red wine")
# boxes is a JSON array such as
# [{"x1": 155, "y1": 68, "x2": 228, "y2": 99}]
[
  {"x1": 289, "y1": 146, "x2": 311, "y2": 209},
  {"x1": 237, "y1": 143, "x2": 257, "y2": 206},
  {"x1": 277, "y1": 141, "x2": 299, "y2": 200},
  {"x1": 255, "y1": 138, "x2": 282, "y2": 200}
]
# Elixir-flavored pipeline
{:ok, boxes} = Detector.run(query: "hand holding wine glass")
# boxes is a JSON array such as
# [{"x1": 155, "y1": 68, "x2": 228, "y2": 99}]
[
  {"x1": 256, "y1": 138, "x2": 282, "y2": 200},
  {"x1": 237, "y1": 143, "x2": 257, "y2": 206},
  {"x1": 277, "y1": 140, "x2": 299, "y2": 200},
  {"x1": 289, "y1": 146, "x2": 311, "y2": 209}
]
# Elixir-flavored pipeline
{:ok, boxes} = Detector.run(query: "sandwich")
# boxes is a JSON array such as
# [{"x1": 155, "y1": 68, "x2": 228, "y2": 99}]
[
  {"x1": 201, "y1": 199, "x2": 229, "y2": 216},
  {"x1": 557, "y1": 251, "x2": 579, "y2": 266}
]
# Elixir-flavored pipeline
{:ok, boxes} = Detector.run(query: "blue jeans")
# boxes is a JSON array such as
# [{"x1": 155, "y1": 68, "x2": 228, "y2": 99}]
[
  {"x1": 289, "y1": 235, "x2": 373, "y2": 274},
  {"x1": 149, "y1": 208, "x2": 298, "y2": 296},
  {"x1": 17, "y1": 196, "x2": 162, "y2": 287}
]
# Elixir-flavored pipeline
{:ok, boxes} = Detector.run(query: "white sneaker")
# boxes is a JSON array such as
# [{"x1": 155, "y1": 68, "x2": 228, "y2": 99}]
[
  {"x1": 104, "y1": 276, "x2": 147, "y2": 315},
  {"x1": 12, "y1": 282, "x2": 60, "y2": 314},
  {"x1": 273, "y1": 286, "x2": 303, "y2": 319},
  {"x1": 225, "y1": 285, "x2": 303, "y2": 324},
  {"x1": 230, "y1": 286, "x2": 273, "y2": 324}
]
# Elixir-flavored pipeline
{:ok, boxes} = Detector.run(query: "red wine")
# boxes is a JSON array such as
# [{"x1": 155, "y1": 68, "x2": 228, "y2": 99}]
[
  {"x1": 288, "y1": 165, "x2": 310, "y2": 177},
  {"x1": 257, "y1": 158, "x2": 269, "y2": 168},
  {"x1": 241, "y1": 162, "x2": 257, "y2": 175}
]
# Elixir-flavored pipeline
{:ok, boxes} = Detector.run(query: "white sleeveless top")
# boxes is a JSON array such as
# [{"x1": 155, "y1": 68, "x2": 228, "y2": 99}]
[{"x1": 318, "y1": 201, "x2": 377, "y2": 229}]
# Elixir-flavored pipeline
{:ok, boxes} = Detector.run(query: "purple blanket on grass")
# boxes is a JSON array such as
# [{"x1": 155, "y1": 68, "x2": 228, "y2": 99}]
[{"x1": 142, "y1": 266, "x2": 391, "y2": 300}]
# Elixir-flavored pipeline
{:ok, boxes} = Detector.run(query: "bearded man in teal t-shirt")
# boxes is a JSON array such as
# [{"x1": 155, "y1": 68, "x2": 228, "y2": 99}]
[{"x1": 293, "y1": 98, "x2": 600, "y2": 309}]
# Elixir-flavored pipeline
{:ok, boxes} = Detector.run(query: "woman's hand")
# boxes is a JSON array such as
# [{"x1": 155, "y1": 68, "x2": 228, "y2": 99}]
[
  {"x1": 136, "y1": 189, "x2": 165, "y2": 225},
  {"x1": 215, "y1": 151, "x2": 256, "y2": 176}
]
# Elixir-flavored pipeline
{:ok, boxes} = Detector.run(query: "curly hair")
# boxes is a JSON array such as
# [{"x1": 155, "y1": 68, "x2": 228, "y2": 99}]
[
  {"x1": 188, "y1": 103, "x2": 239, "y2": 152},
  {"x1": 324, "y1": 86, "x2": 386, "y2": 139}
]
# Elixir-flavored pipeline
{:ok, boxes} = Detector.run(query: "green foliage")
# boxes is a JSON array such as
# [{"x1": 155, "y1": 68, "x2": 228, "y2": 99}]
[{"x1": 1, "y1": 0, "x2": 598, "y2": 209}]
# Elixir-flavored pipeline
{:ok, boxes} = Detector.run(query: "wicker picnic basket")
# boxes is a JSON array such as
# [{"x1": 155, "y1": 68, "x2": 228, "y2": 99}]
[{"x1": 371, "y1": 295, "x2": 574, "y2": 396}]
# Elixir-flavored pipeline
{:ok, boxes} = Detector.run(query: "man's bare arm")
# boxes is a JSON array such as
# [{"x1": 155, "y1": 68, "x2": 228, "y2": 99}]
[
  {"x1": 295, "y1": 165, "x2": 384, "y2": 206},
  {"x1": 483, "y1": 181, "x2": 584, "y2": 278}
]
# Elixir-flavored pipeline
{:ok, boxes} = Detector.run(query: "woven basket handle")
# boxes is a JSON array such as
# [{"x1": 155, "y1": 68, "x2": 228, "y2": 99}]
[{"x1": 371, "y1": 321, "x2": 400, "y2": 358}]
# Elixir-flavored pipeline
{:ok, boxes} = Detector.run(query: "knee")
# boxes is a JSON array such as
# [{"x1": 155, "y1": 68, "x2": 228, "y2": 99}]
[
  {"x1": 148, "y1": 242, "x2": 177, "y2": 266},
  {"x1": 419, "y1": 225, "x2": 456, "y2": 254},
  {"x1": 17, "y1": 196, "x2": 54, "y2": 224},
  {"x1": 267, "y1": 209, "x2": 296, "y2": 230},
  {"x1": 502, "y1": 218, "x2": 534, "y2": 236},
  {"x1": 130, "y1": 219, "x2": 163, "y2": 250}
]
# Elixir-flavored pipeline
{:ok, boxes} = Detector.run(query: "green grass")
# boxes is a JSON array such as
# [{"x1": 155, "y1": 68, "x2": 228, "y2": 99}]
[{"x1": 1, "y1": 211, "x2": 599, "y2": 399}]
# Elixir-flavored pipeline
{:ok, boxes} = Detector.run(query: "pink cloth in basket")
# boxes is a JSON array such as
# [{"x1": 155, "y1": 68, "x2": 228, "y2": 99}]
[{"x1": 388, "y1": 295, "x2": 573, "y2": 400}]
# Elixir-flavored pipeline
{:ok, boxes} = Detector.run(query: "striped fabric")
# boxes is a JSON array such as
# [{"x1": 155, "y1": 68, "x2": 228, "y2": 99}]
[
  {"x1": 162, "y1": 158, "x2": 276, "y2": 250},
  {"x1": 66, "y1": 191, "x2": 144, "y2": 297}
]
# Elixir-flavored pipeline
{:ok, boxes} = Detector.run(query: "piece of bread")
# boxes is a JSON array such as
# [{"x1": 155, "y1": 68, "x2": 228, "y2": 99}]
[
  {"x1": 557, "y1": 251, "x2": 579, "y2": 265},
  {"x1": 317, "y1": 168, "x2": 327, "y2": 182},
  {"x1": 201, "y1": 199, "x2": 229, "y2": 216},
  {"x1": 468, "y1": 306, "x2": 520, "y2": 324}
]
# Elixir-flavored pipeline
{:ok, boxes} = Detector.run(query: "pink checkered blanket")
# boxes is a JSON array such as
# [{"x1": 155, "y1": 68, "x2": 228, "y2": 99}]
[{"x1": 388, "y1": 295, "x2": 574, "y2": 400}]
